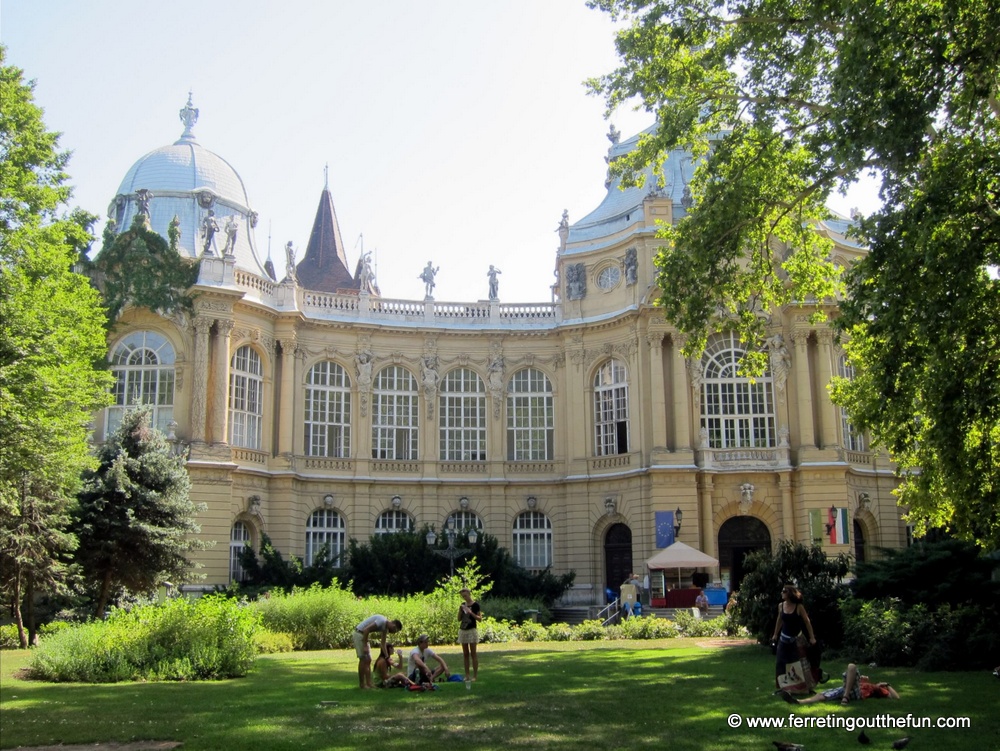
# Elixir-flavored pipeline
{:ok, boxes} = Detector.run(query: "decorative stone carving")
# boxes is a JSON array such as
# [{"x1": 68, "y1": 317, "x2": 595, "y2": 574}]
[
  {"x1": 624, "y1": 247, "x2": 638, "y2": 286},
  {"x1": 566, "y1": 263, "x2": 586, "y2": 300}
]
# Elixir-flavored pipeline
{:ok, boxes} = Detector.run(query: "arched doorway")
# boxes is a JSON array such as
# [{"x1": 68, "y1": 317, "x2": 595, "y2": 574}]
[
  {"x1": 853, "y1": 520, "x2": 866, "y2": 563},
  {"x1": 604, "y1": 523, "x2": 632, "y2": 603},
  {"x1": 718, "y1": 516, "x2": 772, "y2": 593}
]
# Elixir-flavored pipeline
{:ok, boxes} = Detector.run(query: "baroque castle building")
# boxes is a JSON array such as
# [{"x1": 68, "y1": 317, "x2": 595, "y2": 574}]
[{"x1": 94, "y1": 98, "x2": 906, "y2": 605}]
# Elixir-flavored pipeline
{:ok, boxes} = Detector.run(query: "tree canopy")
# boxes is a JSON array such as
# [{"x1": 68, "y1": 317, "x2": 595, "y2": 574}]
[
  {"x1": 589, "y1": 0, "x2": 1000, "y2": 548},
  {"x1": 0, "y1": 49, "x2": 113, "y2": 644},
  {"x1": 74, "y1": 406, "x2": 206, "y2": 617}
]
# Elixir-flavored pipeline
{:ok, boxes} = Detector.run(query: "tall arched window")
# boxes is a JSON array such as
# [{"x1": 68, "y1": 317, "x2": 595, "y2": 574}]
[
  {"x1": 305, "y1": 508, "x2": 345, "y2": 566},
  {"x1": 701, "y1": 333, "x2": 775, "y2": 448},
  {"x1": 594, "y1": 359, "x2": 629, "y2": 455},
  {"x1": 440, "y1": 368, "x2": 486, "y2": 461},
  {"x1": 229, "y1": 345, "x2": 263, "y2": 449},
  {"x1": 838, "y1": 354, "x2": 868, "y2": 452},
  {"x1": 229, "y1": 521, "x2": 251, "y2": 582},
  {"x1": 512, "y1": 511, "x2": 552, "y2": 569},
  {"x1": 107, "y1": 331, "x2": 175, "y2": 435},
  {"x1": 305, "y1": 361, "x2": 351, "y2": 457},
  {"x1": 446, "y1": 510, "x2": 483, "y2": 535},
  {"x1": 374, "y1": 510, "x2": 414, "y2": 535},
  {"x1": 372, "y1": 366, "x2": 419, "y2": 460},
  {"x1": 507, "y1": 368, "x2": 554, "y2": 460}
]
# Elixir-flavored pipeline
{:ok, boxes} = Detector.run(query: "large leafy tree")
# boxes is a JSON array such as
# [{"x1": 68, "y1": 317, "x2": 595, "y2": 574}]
[
  {"x1": 75, "y1": 406, "x2": 206, "y2": 617},
  {"x1": 0, "y1": 49, "x2": 113, "y2": 645},
  {"x1": 589, "y1": 0, "x2": 1000, "y2": 548}
]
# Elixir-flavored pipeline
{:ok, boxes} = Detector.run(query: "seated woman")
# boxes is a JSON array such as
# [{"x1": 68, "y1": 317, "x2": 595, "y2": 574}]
[{"x1": 373, "y1": 644, "x2": 413, "y2": 689}]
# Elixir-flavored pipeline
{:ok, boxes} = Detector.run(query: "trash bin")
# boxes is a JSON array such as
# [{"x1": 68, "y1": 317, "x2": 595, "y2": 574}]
[{"x1": 523, "y1": 609, "x2": 539, "y2": 623}]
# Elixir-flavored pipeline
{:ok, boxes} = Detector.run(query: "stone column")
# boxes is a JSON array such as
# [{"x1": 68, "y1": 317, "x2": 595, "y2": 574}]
[
  {"x1": 672, "y1": 335, "x2": 693, "y2": 451},
  {"x1": 699, "y1": 474, "x2": 716, "y2": 558},
  {"x1": 791, "y1": 330, "x2": 816, "y2": 449},
  {"x1": 779, "y1": 472, "x2": 794, "y2": 539},
  {"x1": 647, "y1": 332, "x2": 668, "y2": 450},
  {"x1": 189, "y1": 316, "x2": 213, "y2": 443},
  {"x1": 277, "y1": 336, "x2": 297, "y2": 457},
  {"x1": 815, "y1": 329, "x2": 838, "y2": 449},
  {"x1": 211, "y1": 319, "x2": 235, "y2": 445}
]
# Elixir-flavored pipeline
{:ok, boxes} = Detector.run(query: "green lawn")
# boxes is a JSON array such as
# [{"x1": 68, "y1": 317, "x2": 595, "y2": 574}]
[{"x1": 1, "y1": 640, "x2": 997, "y2": 750}]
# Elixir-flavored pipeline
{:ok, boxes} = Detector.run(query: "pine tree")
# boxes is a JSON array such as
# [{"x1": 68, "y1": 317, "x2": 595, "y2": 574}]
[{"x1": 75, "y1": 406, "x2": 207, "y2": 617}]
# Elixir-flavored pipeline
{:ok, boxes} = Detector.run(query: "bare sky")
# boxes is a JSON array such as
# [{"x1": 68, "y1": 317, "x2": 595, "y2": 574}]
[{"x1": 1, "y1": 0, "x2": 876, "y2": 302}]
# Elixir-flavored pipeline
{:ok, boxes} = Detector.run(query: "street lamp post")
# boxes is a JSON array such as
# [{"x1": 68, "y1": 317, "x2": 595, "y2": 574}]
[{"x1": 426, "y1": 518, "x2": 478, "y2": 576}]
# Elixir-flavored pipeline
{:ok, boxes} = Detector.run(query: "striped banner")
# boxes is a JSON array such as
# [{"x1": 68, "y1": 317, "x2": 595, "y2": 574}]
[{"x1": 809, "y1": 507, "x2": 850, "y2": 546}]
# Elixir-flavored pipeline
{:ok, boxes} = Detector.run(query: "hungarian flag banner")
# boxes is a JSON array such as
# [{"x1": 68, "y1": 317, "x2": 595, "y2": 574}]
[{"x1": 809, "y1": 508, "x2": 850, "y2": 546}]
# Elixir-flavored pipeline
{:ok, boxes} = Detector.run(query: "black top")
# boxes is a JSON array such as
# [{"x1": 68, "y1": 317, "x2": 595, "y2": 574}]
[
  {"x1": 780, "y1": 607, "x2": 805, "y2": 638},
  {"x1": 459, "y1": 601, "x2": 481, "y2": 630}
]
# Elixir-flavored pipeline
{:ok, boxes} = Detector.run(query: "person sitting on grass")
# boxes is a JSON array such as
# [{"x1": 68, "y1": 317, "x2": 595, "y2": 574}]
[
  {"x1": 781, "y1": 663, "x2": 899, "y2": 705},
  {"x1": 407, "y1": 634, "x2": 451, "y2": 685},
  {"x1": 373, "y1": 644, "x2": 413, "y2": 689}
]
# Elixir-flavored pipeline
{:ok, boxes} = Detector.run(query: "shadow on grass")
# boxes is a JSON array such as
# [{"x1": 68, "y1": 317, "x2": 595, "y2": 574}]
[{"x1": 2, "y1": 645, "x2": 997, "y2": 751}]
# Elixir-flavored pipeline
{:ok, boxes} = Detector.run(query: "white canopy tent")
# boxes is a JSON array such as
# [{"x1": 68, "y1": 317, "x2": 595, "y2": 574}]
[{"x1": 646, "y1": 541, "x2": 720, "y2": 586}]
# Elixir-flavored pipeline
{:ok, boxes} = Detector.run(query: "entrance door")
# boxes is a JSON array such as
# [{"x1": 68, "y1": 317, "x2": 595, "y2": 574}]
[
  {"x1": 604, "y1": 523, "x2": 632, "y2": 602},
  {"x1": 718, "y1": 516, "x2": 772, "y2": 592}
]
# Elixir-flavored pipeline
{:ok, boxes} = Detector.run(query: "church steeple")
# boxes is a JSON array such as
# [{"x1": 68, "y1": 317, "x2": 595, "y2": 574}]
[{"x1": 294, "y1": 177, "x2": 355, "y2": 293}]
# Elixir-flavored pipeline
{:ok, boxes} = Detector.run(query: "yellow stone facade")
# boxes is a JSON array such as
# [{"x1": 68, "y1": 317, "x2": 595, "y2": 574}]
[{"x1": 96, "y1": 117, "x2": 906, "y2": 605}]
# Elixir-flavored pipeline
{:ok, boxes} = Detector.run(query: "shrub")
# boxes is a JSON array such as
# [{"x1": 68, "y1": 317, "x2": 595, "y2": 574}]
[
  {"x1": 619, "y1": 615, "x2": 681, "y2": 640},
  {"x1": 516, "y1": 620, "x2": 548, "y2": 642},
  {"x1": 671, "y1": 610, "x2": 730, "y2": 638},
  {"x1": 840, "y1": 596, "x2": 1000, "y2": 670},
  {"x1": 480, "y1": 597, "x2": 550, "y2": 625},
  {"x1": 27, "y1": 595, "x2": 260, "y2": 682},
  {"x1": 478, "y1": 618, "x2": 518, "y2": 643},
  {"x1": 572, "y1": 620, "x2": 610, "y2": 641},
  {"x1": 0, "y1": 624, "x2": 21, "y2": 649},
  {"x1": 254, "y1": 629, "x2": 296, "y2": 654},
  {"x1": 735, "y1": 540, "x2": 851, "y2": 647}
]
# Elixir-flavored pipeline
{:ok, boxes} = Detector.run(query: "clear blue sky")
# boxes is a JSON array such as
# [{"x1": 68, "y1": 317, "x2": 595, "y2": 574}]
[{"x1": 1, "y1": 0, "x2": 875, "y2": 303}]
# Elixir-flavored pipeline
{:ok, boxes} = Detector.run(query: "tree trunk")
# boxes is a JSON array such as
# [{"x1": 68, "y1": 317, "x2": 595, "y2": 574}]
[
  {"x1": 25, "y1": 578, "x2": 38, "y2": 646},
  {"x1": 95, "y1": 570, "x2": 113, "y2": 619},
  {"x1": 12, "y1": 566, "x2": 27, "y2": 648}
]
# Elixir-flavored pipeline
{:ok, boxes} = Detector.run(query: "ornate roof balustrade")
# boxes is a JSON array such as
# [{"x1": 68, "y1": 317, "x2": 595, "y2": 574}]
[{"x1": 225, "y1": 267, "x2": 562, "y2": 328}]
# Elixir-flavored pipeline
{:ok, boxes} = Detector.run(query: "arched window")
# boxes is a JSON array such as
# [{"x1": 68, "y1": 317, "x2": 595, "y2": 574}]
[
  {"x1": 305, "y1": 361, "x2": 351, "y2": 457},
  {"x1": 229, "y1": 521, "x2": 251, "y2": 582},
  {"x1": 512, "y1": 511, "x2": 552, "y2": 569},
  {"x1": 446, "y1": 510, "x2": 483, "y2": 535},
  {"x1": 229, "y1": 345, "x2": 263, "y2": 449},
  {"x1": 507, "y1": 368, "x2": 554, "y2": 460},
  {"x1": 594, "y1": 359, "x2": 629, "y2": 455},
  {"x1": 440, "y1": 368, "x2": 486, "y2": 461},
  {"x1": 374, "y1": 510, "x2": 414, "y2": 535},
  {"x1": 701, "y1": 333, "x2": 775, "y2": 449},
  {"x1": 372, "y1": 366, "x2": 419, "y2": 460},
  {"x1": 107, "y1": 331, "x2": 175, "y2": 435},
  {"x1": 838, "y1": 354, "x2": 868, "y2": 452},
  {"x1": 305, "y1": 508, "x2": 345, "y2": 566}
]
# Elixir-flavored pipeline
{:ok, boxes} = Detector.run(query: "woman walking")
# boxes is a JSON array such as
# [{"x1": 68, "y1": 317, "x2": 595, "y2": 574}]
[{"x1": 771, "y1": 584, "x2": 817, "y2": 690}]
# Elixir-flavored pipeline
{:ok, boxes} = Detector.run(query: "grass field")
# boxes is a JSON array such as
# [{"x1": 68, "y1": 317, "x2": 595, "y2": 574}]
[{"x1": 1, "y1": 639, "x2": 997, "y2": 750}]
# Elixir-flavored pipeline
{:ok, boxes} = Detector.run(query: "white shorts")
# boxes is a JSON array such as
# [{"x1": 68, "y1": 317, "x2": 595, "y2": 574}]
[{"x1": 353, "y1": 630, "x2": 369, "y2": 659}]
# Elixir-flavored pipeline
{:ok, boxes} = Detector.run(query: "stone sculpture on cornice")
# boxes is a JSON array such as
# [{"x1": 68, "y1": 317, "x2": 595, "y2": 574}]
[{"x1": 557, "y1": 210, "x2": 569, "y2": 253}]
